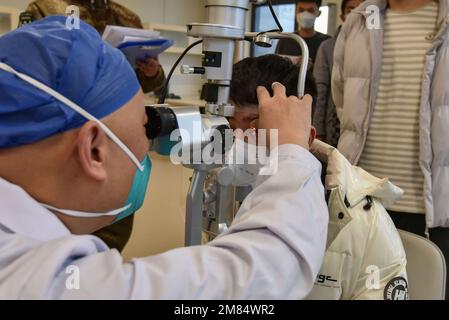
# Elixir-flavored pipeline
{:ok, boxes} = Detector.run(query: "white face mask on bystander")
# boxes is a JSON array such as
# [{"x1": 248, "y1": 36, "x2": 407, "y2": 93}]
[{"x1": 296, "y1": 11, "x2": 317, "y2": 29}]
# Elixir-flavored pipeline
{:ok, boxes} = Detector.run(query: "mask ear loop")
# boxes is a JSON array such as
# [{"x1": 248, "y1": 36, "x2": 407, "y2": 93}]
[
  {"x1": 41, "y1": 203, "x2": 132, "y2": 218},
  {"x1": 0, "y1": 62, "x2": 144, "y2": 171}
]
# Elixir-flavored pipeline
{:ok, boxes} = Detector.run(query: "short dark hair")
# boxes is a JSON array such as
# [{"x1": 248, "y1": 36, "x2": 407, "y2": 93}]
[
  {"x1": 230, "y1": 54, "x2": 316, "y2": 108},
  {"x1": 341, "y1": 0, "x2": 364, "y2": 13},
  {"x1": 296, "y1": 0, "x2": 322, "y2": 8},
  {"x1": 341, "y1": 0, "x2": 350, "y2": 12}
]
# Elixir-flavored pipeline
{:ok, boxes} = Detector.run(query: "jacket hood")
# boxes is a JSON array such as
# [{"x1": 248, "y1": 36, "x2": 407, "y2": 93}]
[{"x1": 311, "y1": 140, "x2": 404, "y2": 209}]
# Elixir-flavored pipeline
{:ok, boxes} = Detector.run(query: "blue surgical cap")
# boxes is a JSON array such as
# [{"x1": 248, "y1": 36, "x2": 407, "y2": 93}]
[{"x1": 0, "y1": 16, "x2": 140, "y2": 149}]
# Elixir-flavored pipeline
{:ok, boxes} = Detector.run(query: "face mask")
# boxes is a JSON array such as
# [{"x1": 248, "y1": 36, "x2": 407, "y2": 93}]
[
  {"x1": 42, "y1": 156, "x2": 152, "y2": 223},
  {"x1": 227, "y1": 138, "x2": 262, "y2": 187},
  {"x1": 115, "y1": 156, "x2": 151, "y2": 222},
  {"x1": 0, "y1": 62, "x2": 151, "y2": 223},
  {"x1": 296, "y1": 11, "x2": 317, "y2": 29}
]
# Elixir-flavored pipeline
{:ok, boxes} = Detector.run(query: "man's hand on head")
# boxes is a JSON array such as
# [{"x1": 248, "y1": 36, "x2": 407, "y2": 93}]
[
  {"x1": 257, "y1": 82, "x2": 312, "y2": 151},
  {"x1": 136, "y1": 57, "x2": 160, "y2": 78}
]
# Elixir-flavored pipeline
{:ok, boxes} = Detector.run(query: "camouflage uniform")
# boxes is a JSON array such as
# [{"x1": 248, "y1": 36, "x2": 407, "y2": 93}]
[{"x1": 21, "y1": 0, "x2": 164, "y2": 252}]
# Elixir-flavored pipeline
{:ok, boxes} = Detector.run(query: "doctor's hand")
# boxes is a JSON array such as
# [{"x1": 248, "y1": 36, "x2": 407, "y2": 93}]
[
  {"x1": 257, "y1": 82, "x2": 313, "y2": 151},
  {"x1": 136, "y1": 57, "x2": 160, "y2": 78}
]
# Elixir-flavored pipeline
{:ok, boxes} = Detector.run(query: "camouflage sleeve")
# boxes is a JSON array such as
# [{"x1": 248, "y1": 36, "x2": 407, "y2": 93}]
[
  {"x1": 26, "y1": 2, "x2": 45, "y2": 19},
  {"x1": 93, "y1": 215, "x2": 135, "y2": 252},
  {"x1": 20, "y1": 2, "x2": 46, "y2": 25},
  {"x1": 136, "y1": 66, "x2": 166, "y2": 94},
  {"x1": 22, "y1": 0, "x2": 69, "y2": 25}
]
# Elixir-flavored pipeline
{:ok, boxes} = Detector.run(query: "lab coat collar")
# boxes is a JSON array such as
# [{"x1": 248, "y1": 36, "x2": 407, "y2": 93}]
[
  {"x1": 311, "y1": 140, "x2": 404, "y2": 209},
  {"x1": 0, "y1": 177, "x2": 70, "y2": 241}
]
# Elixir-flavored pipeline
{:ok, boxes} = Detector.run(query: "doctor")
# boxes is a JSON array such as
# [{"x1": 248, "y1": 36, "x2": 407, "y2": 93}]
[
  {"x1": 21, "y1": 0, "x2": 169, "y2": 253},
  {"x1": 0, "y1": 16, "x2": 328, "y2": 299}
]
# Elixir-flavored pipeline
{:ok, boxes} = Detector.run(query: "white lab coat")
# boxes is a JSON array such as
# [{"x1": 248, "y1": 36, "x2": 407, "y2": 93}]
[
  {"x1": 0, "y1": 145, "x2": 328, "y2": 299},
  {"x1": 307, "y1": 141, "x2": 408, "y2": 300}
]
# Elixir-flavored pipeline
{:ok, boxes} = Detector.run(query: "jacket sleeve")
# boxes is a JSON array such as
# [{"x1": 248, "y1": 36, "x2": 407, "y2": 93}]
[
  {"x1": 331, "y1": 24, "x2": 348, "y2": 121},
  {"x1": 350, "y1": 202, "x2": 408, "y2": 300},
  {"x1": 49, "y1": 145, "x2": 329, "y2": 299},
  {"x1": 313, "y1": 41, "x2": 332, "y2": 137}
]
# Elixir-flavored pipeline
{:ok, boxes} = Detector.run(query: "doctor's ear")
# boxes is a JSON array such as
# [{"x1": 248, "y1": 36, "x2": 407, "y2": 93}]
[
  {"x1": 309, "y1": 126, "x2": 317, "y2": 147},
  {"x1": 77, "y1": 122, "x2": 108, "y2": 182}
]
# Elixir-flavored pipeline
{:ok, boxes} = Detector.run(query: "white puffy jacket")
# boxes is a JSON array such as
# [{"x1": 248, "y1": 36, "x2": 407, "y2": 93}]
[{"x1": 307, "y1": 141, "x2": 408, "y2": 300}]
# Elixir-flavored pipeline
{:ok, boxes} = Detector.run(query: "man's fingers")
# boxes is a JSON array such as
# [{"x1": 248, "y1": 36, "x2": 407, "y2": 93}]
[
  {"x1": 272, "y1": 82, "x2": 286, "y2": 97},
  {"x1": 300, "y1": 94, "x2": 313, "y2": 105},
  {"x1": 257, "y1": 86, "x2": 271, "y2": 103},
  {"x1": 299, "y1": 94, "x2": 313, "y2": 117}
]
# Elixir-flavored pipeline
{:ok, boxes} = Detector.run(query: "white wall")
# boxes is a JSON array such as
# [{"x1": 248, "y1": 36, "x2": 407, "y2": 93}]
[
  {"x1": 0, "y1": 0, "x2": 29, "y2": 10},
  {"x1": 119, "y1": 0, "x2": 206, "y2": 25}
]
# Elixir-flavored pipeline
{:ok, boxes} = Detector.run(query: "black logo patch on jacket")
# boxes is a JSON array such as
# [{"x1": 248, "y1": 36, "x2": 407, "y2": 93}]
[{"x1": 384, "y1": 277, "x2": 409, "y2": 300}]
